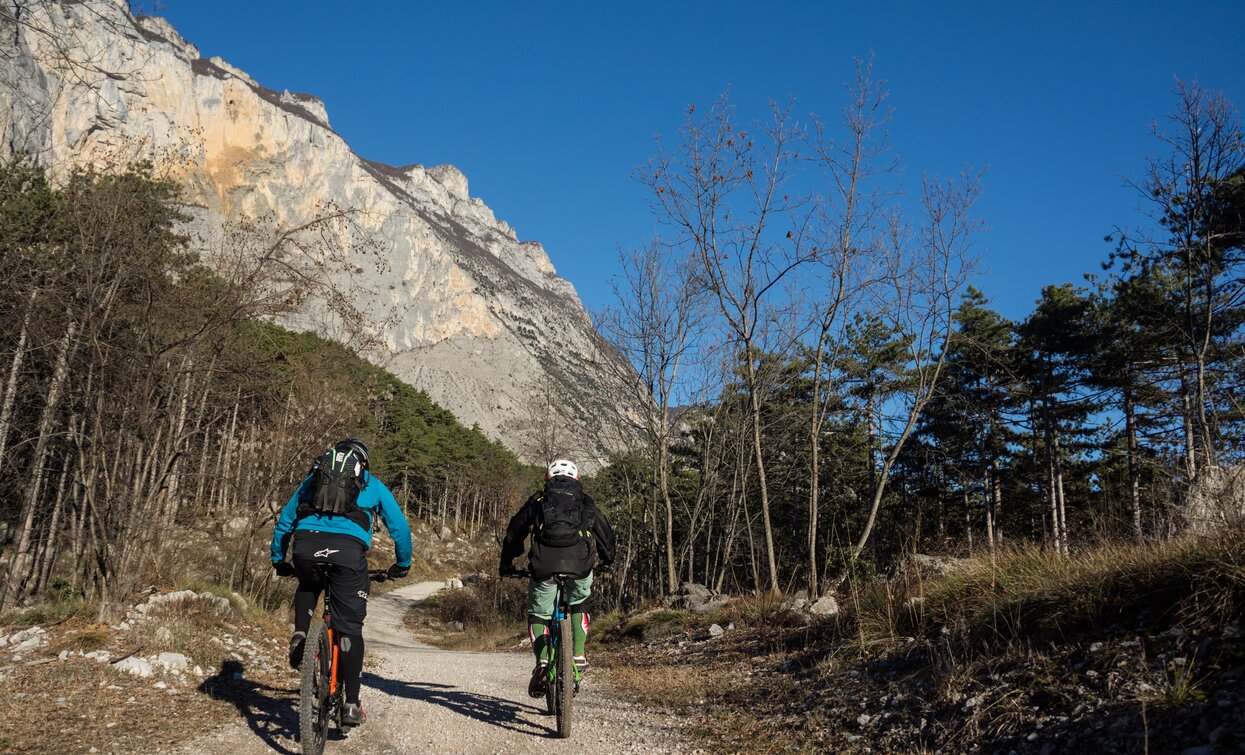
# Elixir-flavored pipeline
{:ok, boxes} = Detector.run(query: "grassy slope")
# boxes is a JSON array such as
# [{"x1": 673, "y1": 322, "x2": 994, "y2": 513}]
[{"x1": 595, "y1": 529, "x2": 1245, "y2": 753}]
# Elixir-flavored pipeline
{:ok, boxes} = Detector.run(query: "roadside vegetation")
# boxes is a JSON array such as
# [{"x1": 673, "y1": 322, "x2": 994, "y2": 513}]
[{"x1": 592, "y1": 527, "x2": 1245, "y2": 752}]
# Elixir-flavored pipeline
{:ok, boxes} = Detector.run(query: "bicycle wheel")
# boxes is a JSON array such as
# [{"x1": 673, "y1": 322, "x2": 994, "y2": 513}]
[
  {"x1": 299, "y1": 620, "x2": 332, "y2": 755},
  {"x1": 555, "y1": 616, "x2": 574, "y2": 738}
]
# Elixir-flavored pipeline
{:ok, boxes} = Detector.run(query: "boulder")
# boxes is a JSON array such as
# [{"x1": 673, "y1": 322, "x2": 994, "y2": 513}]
[
  {"x1": 670, "y1": 582, "x2": 720, "y2": 611},
  {"x1": 155, "y1": 652, "x2": 189, "y2": 672},
  {"x1": 909, "y1": 553, "x2": 969, "y2": 577},
  {"x1": 810, "y1": 596, "x2": 840, "y2": 616},
  {"x1": 115, "y1": 656, "x2": 153, "y2": 678},
  {"x1": 681, "y1": 582, "x2": 713, "y2": 600},
  {"x1": 691, "y1": 594, "x2": 731, "y2": 614}
]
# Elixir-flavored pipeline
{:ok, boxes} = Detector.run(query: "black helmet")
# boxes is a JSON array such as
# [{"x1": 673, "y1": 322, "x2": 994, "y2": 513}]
[{"x1": 336, "y1": 438, "x2": 369, "y2": 467}]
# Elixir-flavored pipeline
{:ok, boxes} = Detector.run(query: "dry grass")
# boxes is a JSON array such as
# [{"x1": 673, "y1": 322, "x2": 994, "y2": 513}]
[
  {"x1": 604, "y1": 663, "x2": 734, "y2": 708},
  {"x1": 0, "y1": 656, "x2": 247, "y2": 754},
  {"x1": 594, "y1": 529, "x2": 1245, "y2": 753},
  {"x1": 852, "y1": 527, "x2": 1245, "y2": 648},
  {"x1": 0, "y1": 581, "x2": 295, "y2": 755}
]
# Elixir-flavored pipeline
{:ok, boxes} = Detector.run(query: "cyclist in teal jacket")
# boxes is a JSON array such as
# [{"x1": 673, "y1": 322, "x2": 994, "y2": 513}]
[{"x1": 270, "y1": 438, "x2": 412, "y2": 727}]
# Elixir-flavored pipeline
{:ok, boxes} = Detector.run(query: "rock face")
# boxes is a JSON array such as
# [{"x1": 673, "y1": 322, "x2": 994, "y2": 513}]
[{"x1": 0, "y1": 0, "x2": 638, "y2": 467}]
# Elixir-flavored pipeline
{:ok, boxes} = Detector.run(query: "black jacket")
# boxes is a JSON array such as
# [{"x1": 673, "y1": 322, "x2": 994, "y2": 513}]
[{"x1": 499, "y1": 477, "x2": 615, "y2": 580}]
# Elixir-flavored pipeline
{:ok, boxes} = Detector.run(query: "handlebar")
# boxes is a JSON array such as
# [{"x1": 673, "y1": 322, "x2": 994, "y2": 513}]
[{"x1": 502, "y1": 567, "x2": 611, "y2": 579}]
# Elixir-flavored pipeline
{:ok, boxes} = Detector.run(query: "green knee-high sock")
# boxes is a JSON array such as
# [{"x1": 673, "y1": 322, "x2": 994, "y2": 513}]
[
  {"x1": 571, "y1": 612, "x2": 589, "y2": 656},
  {"x1": 530, "y1": 623, "x2": 550, "y2": 663}
]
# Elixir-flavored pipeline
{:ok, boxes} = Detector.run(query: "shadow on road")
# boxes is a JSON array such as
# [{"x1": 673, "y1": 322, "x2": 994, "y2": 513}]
[
  {"x1": 199, "y1": 659, "x2": 302, "y2": 755},
  {"x1": 363, "y1": 671, "x2": 555, "y2": 737}
]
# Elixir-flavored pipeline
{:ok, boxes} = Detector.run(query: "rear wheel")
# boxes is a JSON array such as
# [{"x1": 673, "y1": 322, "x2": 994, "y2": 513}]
[
  {"x1": 299, "y1": 621, "x2": 332, "y2": 755},
  {"x1": 555, "y1": 616, "x2": 574, "y2": 738}
]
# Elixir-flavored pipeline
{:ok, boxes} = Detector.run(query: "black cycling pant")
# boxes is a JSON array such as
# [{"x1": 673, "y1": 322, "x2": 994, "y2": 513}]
[
  {"x1": 291, "y1": 531, "x2": 370, "y2": 637},
  {"x1": 291, "y1": 531, "x2": 369, "y2": 703}
]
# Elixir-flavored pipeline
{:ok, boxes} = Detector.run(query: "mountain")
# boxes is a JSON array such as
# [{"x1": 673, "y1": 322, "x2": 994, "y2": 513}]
[{"x1": 0, "y1": 0, "x2": 640, "y2": 468}]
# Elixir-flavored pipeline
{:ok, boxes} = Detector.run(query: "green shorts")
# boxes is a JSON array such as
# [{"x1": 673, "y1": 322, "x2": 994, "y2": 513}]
[{"x1": 526, "y1": 573, "x2": 593, "y2": 621}]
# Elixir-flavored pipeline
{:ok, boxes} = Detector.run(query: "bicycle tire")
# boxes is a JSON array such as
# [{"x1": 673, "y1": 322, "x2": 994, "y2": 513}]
[
  {"x1": 299, "y1": 620, "x2": 331, "y2": 755},
  {"x1": 555, "y1": 616, "x2": 574, "y2": 738}
]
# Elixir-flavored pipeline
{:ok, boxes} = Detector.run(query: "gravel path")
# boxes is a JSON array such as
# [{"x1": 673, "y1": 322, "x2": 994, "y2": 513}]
[{"x1": 161, "y1": 581, "x2": 694, "y2": 754}]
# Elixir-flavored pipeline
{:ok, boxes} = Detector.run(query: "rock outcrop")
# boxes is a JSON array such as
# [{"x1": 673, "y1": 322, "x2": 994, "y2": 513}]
[{"x1": 0, "y1": 0, "x2": 639, "y2": 467}]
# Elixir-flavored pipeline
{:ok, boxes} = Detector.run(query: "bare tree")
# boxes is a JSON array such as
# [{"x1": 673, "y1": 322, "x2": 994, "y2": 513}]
[
  {"x1": 600, "y1": 239, "x2": 705, "y2": 593},
  {"x1": 1127, "y1": 82, "x2": 1245, "y2": 478},
  {"x1": 642, "y1": 96, "x2": 811, "y2": 593},
  {"x1": 801, "y1": 57, "x2": 894, "y2": 597},
  {"x1": 849, "y1": 171, "x2": 982, "y2": 564}
]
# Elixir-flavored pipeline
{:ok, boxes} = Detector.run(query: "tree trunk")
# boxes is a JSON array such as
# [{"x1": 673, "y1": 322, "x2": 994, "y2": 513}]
[
  {"x1": 743, "y1": 357, "x2": 780, "y2": 593},
  {"x1": 1179, "y1": 366, "x2": 1198, "y2": 481},
  {"x1": 660, "y1": 446, "x2": 677, "y2": 595},
  {"x1": 0, "y1": 288, "x2": 37, "y2": 464},
  {"x1": 2, "y1": 317, "x2": 78, "y2": 610},
  {"x1": 991, "y1": 457, "x2": 1003, "y2": 546},
  {"x1": 1124, "y1": 386, "x2": 1143, "y2": 543}
]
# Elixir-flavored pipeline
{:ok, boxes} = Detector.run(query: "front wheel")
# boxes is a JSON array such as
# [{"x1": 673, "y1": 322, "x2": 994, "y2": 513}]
[
  {"x1": 555, "y1": 616, "x2": 574, "y2": 738},
  {"x1": 299, "y1": 621, "x2": 332, "y2": 755}
]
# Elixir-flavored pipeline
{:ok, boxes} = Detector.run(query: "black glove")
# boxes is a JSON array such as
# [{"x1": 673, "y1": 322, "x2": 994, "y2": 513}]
[
  {"x1": 386, "y1": 563, "x2": 410, "y2": 580},
  {"x1": 273, "y1": 561, "x2": 295, "y2": 578},
  {"x1": 596, "y1": 564, "x2": 612, "y2": 575},
  {"x1": 499, "y1": 564, "x2": 518, "y2": 577}
]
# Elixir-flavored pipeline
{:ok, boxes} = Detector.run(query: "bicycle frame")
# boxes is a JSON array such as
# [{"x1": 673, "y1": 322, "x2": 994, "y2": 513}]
[
  {"x1": 546, "y1": 576, "x2": 579, "y2": 685},
  {"x1": 293, "y1": 566, "x2": 389, "y2": 753},
  {"x1": 323, "y1": 568, "x2": 388, "y2": 701}
]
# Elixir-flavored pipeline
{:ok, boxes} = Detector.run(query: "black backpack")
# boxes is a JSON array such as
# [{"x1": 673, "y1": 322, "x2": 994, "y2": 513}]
[
  {"x1": 307, "y1": 447, "x2": 367, "y2": 515},
  {"x1": 535, "y1": 481, "x2": 591, "y2": 547}
]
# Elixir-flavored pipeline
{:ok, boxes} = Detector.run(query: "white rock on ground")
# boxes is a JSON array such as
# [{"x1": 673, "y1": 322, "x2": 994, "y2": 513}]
[
  {"x1": 114, "y1": 657, "x2": 153, "y2": 678},
  {"x1": 810, "y1": 596, "x2": 841, "y2": 616},
  {"x1": 8, "y1": 627, "x2": 49, "y2": 651},
  {"x1": 155, "y1": 653, "x2": 189, "y2": 672}
]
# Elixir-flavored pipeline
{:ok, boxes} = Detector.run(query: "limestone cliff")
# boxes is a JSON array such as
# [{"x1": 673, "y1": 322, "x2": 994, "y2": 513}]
[{"x1": 0, "y1": 0, "x2": 640, "y2": 468}]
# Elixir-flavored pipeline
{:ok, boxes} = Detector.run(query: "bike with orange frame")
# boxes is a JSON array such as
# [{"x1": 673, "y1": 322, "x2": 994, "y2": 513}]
[{"x1": 296, "y1": 566, "x2": 390, "y2": 754}]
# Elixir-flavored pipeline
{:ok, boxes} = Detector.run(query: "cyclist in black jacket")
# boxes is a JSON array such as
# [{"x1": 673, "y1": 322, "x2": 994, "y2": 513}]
[{"x1": 499, "y1": 458, "x2": 615, "y2": 698}]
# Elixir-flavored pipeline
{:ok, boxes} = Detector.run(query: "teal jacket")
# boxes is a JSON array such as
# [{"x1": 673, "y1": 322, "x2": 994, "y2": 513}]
[{"x1": 270, "y1": 471, "x2": 413, "y2": 567}]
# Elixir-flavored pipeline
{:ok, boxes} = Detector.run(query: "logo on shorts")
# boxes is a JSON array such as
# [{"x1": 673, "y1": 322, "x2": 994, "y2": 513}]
[
  {"x1": 314, "y1": 548, "x2": 339, "y2": 558},
  {"x1": 357, "y1": 591, "x2": 368, "y2": 600}
]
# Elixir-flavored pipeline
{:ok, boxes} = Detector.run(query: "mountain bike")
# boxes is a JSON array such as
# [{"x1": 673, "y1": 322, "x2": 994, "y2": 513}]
[
  {"x1": 296, "y1": 567, "x2": 391, "y2": 755},
  {"x1": 508, "y1": 569, "x2": 579, "y2": 739}
]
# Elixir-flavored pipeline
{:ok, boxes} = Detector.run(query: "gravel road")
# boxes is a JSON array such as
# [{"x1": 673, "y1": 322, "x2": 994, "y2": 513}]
[{"x1": 162, "y1": 581, "x2": 694, "y2": 754}]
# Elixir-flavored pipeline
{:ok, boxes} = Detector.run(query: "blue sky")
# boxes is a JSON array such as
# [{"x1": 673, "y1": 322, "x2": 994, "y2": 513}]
[{"x1": 156, "y1": 1, "x2": 1245, "y2": 322}]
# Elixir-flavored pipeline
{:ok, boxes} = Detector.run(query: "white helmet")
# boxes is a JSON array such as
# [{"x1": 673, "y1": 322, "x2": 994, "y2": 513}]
[{"x1": 546, "y1": 458, "x2": 579, "y2": 480}]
